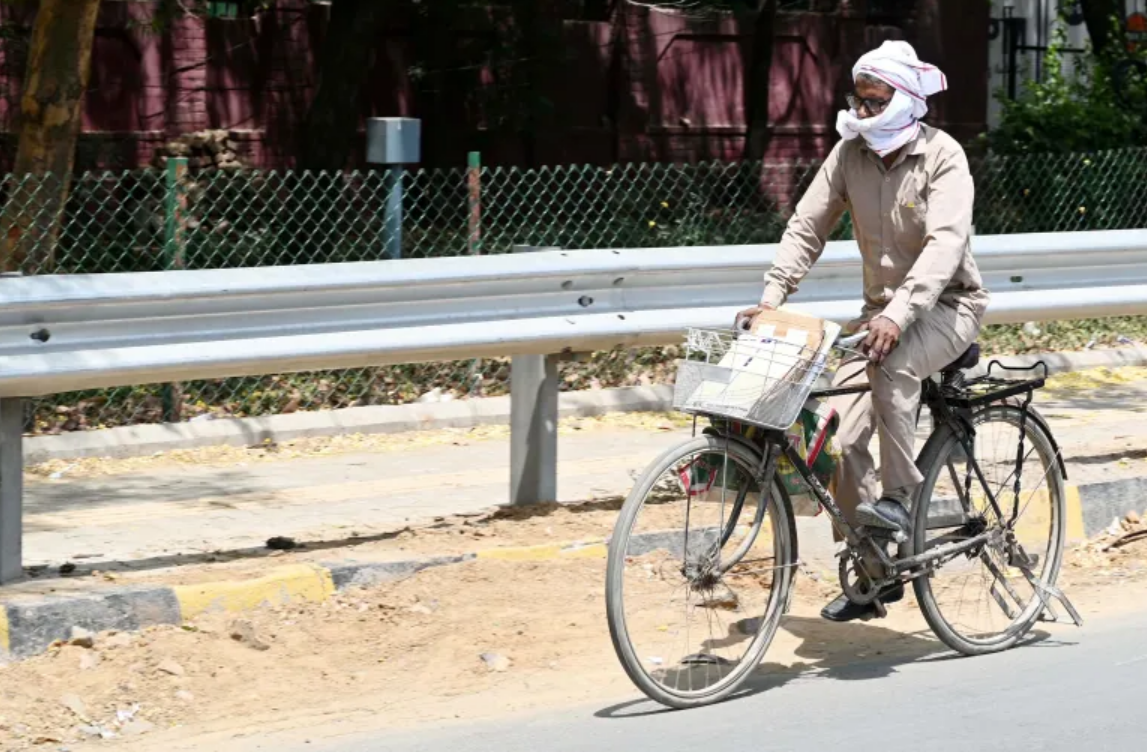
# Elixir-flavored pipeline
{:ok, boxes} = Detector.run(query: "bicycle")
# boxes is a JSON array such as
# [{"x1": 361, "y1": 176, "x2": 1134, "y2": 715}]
[{"x1": 605, "y1": 326, "x2": 1083, "y2": 709}]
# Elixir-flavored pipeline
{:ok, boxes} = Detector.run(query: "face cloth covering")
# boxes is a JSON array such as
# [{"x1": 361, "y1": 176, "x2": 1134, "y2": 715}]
[{"x1": 836, "y1": 40, "x2": 948, "y2": 157}]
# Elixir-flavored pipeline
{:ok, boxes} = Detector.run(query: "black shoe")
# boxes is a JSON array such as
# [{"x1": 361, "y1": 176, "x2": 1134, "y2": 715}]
[
  {"x1": 856, "y1": 498, "x2": 912, "y2": 535},
  {"x1": 820, "y1": 583, "x2": 905, "y2": 623}
]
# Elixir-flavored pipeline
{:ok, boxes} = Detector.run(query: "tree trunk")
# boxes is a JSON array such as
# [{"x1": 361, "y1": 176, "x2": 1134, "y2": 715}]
[
  {"x1": 741, "y1": 0, "x2": 778, "y2": 162},
  {"x1": 297, "y1": 0, "x2": 388, "y2": 171},
  {"x1": 0, "y1": 0, "x2": 101, "y2": 273},
  {"x1": 1080, "y1": 0, "x2": 1125, "y2": 58}
]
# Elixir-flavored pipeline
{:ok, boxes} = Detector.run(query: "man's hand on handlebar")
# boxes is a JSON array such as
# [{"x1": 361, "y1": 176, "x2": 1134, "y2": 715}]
[
  {"x1": 863, "y1": 316, "x2": 901, "y2": 364},
  {"x1": 735, "y1": 303, "x2": 774, "y2": 332}
]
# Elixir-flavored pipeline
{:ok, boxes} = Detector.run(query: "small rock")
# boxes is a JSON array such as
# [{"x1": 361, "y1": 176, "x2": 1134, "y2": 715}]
[
  {"x1": 69, "y1": 626, "x2": 94, "y2": 648},
  {"x1": 120, "y1": 720, "x2": 155, "y2": 737},
  {"x1": 1022, "y1": 322, "x2": 1042, "y2": 337},
  {"x1": 266, "y1": 536, "x2": 298, "y2": 551},
  {"x1": 59, "y1": 694, "x2": 88, "y2": 721},
  {"x1": 1107, "y1": 517, "x2": 1123, "y2": 537},
  {"x1": 157, "y1": 658, "x2": 185, "y2": 677},
  {"x1": 101, "y1": 632, "x2": 136, "y2": 650},
  {"x1": 58, "y1": 563, "x2": 76, "y2": 576},
  {"x1": 228, "y1": 619, "x2": 271, "y2": 651},
  {"x1": 78, "y1": 650, "x2": 100, "y2": 671},
  {"x1": 406, "y1": 600, "x2": 439, "y2": 615},
  {"x1": 1126, "y1": 511, "x2": 1141, "y2": 526},
  {"x1": 174, "y1": 689, "x2": 195, "y2": 703},
  {"x1": 115, "y1": 703, "x2": 140, "y2": 727},
  {"x1": 479, "y1": 652, "x2": 511, "y2": 672}
]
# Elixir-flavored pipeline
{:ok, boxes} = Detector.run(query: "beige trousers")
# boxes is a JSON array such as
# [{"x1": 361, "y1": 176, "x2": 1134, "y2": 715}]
[{"x1": 827, "y1": 301, "x2": 982, "y2": 532}]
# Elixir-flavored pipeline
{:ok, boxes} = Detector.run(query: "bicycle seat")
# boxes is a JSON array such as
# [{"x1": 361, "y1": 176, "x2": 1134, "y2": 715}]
[{"x1": 942, "y1": 343, "x2": 980, "y2": 374}]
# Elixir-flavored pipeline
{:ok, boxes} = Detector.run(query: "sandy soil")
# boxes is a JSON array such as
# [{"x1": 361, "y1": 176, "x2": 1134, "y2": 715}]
[{"x1": 1, "y1": 518, "x2": 1145, "y2": 753}]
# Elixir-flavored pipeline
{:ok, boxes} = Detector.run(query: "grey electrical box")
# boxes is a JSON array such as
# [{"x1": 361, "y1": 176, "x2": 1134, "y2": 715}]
[{"x1": 366, "y1": 118, "x2": 421, "y2": 165}]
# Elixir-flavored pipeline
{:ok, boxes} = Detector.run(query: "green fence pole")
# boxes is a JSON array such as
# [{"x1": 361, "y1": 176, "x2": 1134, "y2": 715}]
[
  {"x1": 162, "y1": 157, "x2": 188, "y2": 423},
  {"x1": 467, "y1": 151, "x2": 482, "y2": 255}
]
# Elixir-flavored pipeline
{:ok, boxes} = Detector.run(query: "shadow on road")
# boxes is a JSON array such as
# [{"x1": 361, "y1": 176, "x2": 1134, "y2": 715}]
[{"x1": 594, "y1": 613, "x2": 1069, "y2": 719}]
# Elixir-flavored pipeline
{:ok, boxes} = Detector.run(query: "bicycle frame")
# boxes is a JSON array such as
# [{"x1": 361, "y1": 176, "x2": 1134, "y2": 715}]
[{"x1": 710, "y1": 367, "x2": 1050, "y2": 582}]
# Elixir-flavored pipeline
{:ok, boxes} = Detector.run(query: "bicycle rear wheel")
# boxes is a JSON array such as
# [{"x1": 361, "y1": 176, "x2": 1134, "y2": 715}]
[
  {"x1": 912, "y1": 404, "x2": 1065, "y2": 655},
  {"x1": 605, "y1": 434, "x2": 795, "y2": 708}
]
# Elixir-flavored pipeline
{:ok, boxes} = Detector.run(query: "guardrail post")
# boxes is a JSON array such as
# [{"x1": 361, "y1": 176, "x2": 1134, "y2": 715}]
[
  {"x1": 510, "y1": 354, "x2": 560, "y2": 506},
  {"x1": 0, "y1": 397, "x2": 24, "y2": 583},
  {"x1": 367, "y1": 118, "x2": 421, "y2": 260}
]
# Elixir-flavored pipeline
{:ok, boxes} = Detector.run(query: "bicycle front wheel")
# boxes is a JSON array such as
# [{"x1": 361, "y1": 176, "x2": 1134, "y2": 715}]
[
  {"x1": 605, "y1": 434, "x2": 795, "y2": 709},
  {"x1": 912, "y1": 404, "x2": 1065, "y2": 655}
]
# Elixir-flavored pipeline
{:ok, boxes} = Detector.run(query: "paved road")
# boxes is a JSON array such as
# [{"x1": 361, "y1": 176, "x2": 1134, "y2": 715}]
[{"x1": 297, "y1": 609, "x2": 1147, "y2": 751}]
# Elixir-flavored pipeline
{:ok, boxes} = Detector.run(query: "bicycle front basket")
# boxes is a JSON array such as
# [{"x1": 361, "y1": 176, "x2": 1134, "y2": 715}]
[{"x1": 672, "y1": 328, "x2": 828, "y2": 430}]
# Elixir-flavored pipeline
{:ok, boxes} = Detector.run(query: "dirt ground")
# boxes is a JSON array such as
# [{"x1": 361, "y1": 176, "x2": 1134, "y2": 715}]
[{"x1": 2, "y1": 515, "x2": 1146, "y2": 753}]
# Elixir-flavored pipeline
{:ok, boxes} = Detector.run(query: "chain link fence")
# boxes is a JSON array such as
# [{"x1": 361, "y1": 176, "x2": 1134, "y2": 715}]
[{"x1": 4, "y1": 147, "x2": 1147, "y2": 434}]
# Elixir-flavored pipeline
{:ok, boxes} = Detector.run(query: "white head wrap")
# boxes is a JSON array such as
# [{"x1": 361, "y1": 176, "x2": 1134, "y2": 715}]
[{"x1": 836, "y1": 41, "x2": 948, "y2": 157}]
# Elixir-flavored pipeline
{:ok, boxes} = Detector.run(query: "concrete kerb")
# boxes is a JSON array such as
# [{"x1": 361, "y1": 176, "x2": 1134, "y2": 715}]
[
  {"x1": 24, "y1": 385, "x2": 675, "y2": 463},
  {"x1": 1, "y1": 472, "x2": 1144, "y2": 662},
  {"x1": 23, "y1": 346, "x2": 1147, "y2": 464}
]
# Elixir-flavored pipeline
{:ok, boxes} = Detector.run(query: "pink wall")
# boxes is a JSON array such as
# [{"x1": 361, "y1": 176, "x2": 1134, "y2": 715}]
[{"x1": 0, "y1": 1, "x2": 987, "y2": 171}]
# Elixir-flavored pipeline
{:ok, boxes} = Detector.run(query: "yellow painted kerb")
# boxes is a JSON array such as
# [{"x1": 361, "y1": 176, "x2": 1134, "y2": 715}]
[
  {"x1": 1064, "y1": 484, "x2": 1086, "y2": 542},
  {"x1": 562, "y1": 543, "x2": 609, "y2": 559},
  {"x1": 0, "y1": 605, "x2": 9, "y2": 654},
  {"x1": 173, "y1": 564, "x2": 336, "y2": 618},
  {"x1": 475, "y1": 541, "x2": 610, "y2": 561},
  {"x1": 476, "y1": 543, "x2": 566, "y2": 561}
]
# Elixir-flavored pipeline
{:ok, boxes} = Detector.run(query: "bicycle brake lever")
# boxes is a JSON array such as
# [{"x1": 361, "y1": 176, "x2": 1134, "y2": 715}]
[{"x1": 836, "y1": 331, "x2": 869, "y2": 350}]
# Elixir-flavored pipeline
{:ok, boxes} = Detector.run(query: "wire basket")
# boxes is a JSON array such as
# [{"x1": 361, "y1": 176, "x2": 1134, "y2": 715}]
[{"x1": 672, "y1": 327, "x2": 830, "y2": 430}]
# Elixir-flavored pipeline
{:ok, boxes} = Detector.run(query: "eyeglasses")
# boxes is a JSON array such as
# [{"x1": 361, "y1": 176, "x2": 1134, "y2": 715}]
[{"x1": 846, "y1": 93, "x2": 891, "y2": 115}]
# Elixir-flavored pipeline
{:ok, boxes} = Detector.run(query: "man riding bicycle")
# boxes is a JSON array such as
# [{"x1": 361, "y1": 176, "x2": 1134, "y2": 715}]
[{"x1": 738, "y1": 41, "x2": 990, "y2": 623}]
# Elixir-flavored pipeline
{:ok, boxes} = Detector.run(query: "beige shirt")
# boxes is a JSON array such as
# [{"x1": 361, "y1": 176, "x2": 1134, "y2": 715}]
[{"x1": 761, "y1": 124, "x2": 989, "y2": 330}]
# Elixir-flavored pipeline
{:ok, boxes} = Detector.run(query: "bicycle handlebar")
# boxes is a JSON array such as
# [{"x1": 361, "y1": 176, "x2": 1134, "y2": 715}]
[{"x1": 836, "y1": 331, "x2": 869, "y2": 350}]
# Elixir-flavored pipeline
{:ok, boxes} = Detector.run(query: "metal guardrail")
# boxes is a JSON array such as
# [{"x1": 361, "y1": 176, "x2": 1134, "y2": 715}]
[
  {"x1": 0, "y1": 228, "x2": 1146, "y2": 582},
  {"x1": 3, "y1": 228, "x2": 1146, "y2": 394}
]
